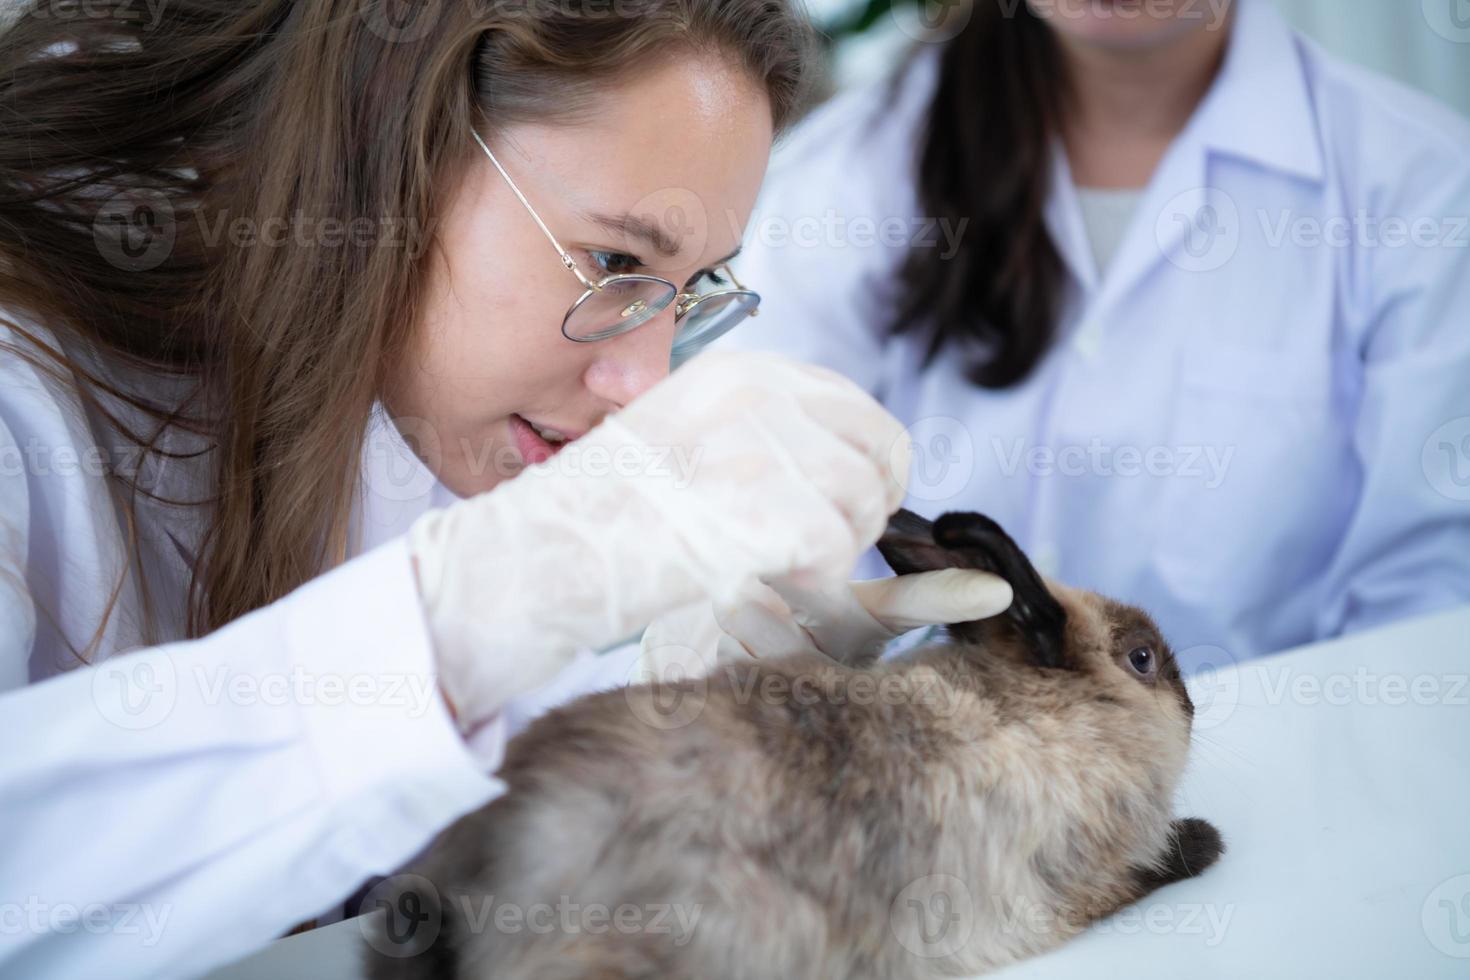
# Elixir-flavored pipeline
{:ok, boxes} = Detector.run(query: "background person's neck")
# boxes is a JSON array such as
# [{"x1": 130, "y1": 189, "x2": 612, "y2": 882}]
[{"x1": 1057, "y1": 15, "x2": 1234, "y2": 189}]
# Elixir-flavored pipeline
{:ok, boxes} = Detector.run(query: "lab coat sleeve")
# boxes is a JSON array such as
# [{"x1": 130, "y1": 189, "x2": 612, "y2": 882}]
[
  {"x1": 0, "y1": 523, "x2": 504, "y2": 978},
  {"x1": 1316, "y1": 168, "x2": 1470, "y2": 637}
]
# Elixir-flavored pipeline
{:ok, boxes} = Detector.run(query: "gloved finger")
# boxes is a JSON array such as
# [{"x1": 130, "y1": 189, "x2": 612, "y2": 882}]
[
  {"x1": 713, "y1": 580, "x2": 821, "y2": 660},
  {"x1": 886, "y1": 427, "x2": 914, "y2": 510},
  {"x1": 850, "y1": 569, "x2": 1014, "y2": 633},
  {"x1": 799, "y1": 437, "x2": 894, "y2": 560},
  {"x1": 759, "y1": 573, "x2": 896, "y2": 660},
  {"x1": 749, "y1": 406, "x2": 895, "y2": 566},
  {"x1": 638, "y1": 601, "x2": 723, "y2": 683},
  {"x1": 794, "y1": 385, "x2": 913, "y2": 515}
]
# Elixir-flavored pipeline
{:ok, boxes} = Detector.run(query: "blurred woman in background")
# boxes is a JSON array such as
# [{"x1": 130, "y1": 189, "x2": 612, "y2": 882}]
[{"x1": 724, "y1": 0, "x2": 1470, "y2": 662}]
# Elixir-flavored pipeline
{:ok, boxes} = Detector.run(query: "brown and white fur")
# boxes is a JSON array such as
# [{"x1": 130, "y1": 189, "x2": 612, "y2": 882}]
[{"x1": 364, "y1": 510, "x2": 1223, "y2": 979}]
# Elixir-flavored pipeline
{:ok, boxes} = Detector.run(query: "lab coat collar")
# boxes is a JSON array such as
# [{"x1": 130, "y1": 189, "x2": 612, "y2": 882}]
[
  {"x1": 351, "y1": 401, "x2": 463, "y2": 556},
  {"x1": 1192, "y1": 0, "x2": 1325, "y2": 185},
  {"x1": 1045, "y1": 148, "x2": 1099, "y2": 293},
  {"x1": 1044, "y1": 0, "x2": 1324, "y2": 299}
]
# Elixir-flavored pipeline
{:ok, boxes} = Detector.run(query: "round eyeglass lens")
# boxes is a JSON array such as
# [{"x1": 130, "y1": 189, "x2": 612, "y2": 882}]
[
  {"x1": 671, "y1": 290, "x2": 760, "y2": 355},
  {"x1": 564, "y1": 275, "x2": 678, "y2": 342}
]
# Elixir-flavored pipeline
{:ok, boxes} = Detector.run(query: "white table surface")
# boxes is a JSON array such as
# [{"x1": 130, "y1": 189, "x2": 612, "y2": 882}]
[{"x1": 201, "y1": 606, "x2": 1470, "y2": 979}]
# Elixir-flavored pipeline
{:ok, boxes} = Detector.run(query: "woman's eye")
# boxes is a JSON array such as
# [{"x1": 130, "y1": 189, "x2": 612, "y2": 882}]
[
  {"x1": 587, "y1": 250, "x2": 642, "y2": 276},
  {"x1": 1126, "y1": 646, "x2": 1155, "y2": 676},
  {"x1": 684, "y1": 267, "x2": 729, "y2": 292}
]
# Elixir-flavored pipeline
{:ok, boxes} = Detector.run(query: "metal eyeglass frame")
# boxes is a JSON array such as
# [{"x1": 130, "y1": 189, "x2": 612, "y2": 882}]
[{"x1": 469, "y1": 127, "x2": 759, "y2": 347}]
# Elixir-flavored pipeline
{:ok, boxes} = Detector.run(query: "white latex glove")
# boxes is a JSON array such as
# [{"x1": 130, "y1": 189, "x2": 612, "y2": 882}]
[
  {"x1": 639, "y1": 569, "x2": 1014, "y2": 679},
  {"x1": 404, "y1": 351, "x2": 911, "y2": 732}
]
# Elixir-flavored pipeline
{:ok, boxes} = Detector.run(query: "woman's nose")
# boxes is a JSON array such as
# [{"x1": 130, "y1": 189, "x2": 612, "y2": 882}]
[{"x1": 582, "y1": 308, "x2": 676, "y2": 409}]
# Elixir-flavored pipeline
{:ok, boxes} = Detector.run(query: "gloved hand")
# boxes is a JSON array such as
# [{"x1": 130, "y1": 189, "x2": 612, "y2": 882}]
[
  {"x1": 404, "y1": 351, "x2": 912, "y2": 733},
  {"x1": 639, "y1": 568, "x2": 1014, "y2": 679}
]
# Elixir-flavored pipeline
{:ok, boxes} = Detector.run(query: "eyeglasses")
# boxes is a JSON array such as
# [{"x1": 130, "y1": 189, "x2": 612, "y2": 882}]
[{"x1": 470, "y1": 128, "x2": 760, "y2": 359}]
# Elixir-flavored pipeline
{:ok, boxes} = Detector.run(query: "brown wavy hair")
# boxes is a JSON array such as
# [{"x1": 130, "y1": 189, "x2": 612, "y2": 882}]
[{"x1": 0, "y1": 0, "x2": 814, "y2": 657}]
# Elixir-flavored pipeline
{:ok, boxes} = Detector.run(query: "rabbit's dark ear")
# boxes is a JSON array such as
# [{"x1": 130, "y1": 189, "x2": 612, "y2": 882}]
[
  {"x1": 931, "y1": 513, "x2": 1069, "y2": 669},
  {"x1": 878, "y1": 510, "x2": 1070, "y2": 669},
  {"x1": 876, "y1": 509, "x2": 952, "y2": 575}
]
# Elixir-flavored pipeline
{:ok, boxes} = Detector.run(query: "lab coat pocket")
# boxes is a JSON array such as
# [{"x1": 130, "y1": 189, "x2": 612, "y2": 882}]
[{"x1": 1156, "y1": 342, "x2": 1346, "y2": 611}]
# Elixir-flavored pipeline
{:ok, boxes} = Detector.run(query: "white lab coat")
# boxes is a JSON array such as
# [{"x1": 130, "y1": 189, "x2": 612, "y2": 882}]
[
  {"x1": 0, "y1": 315, "x2": 635, "y2": 977},
  {"x1": 721, "y1": 0, "x2": 1470, "y2": 664}
]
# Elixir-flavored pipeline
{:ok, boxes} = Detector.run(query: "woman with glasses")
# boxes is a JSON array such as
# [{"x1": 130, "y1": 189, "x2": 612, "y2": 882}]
[{"x1": 0, "y1": 3, "x2": 1008, "y2": 977}]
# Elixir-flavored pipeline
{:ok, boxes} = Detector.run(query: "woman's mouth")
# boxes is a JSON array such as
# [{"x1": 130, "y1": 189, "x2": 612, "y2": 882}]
[{"x1": 509, "y1": 413, "x2": 574, "y2": 465}]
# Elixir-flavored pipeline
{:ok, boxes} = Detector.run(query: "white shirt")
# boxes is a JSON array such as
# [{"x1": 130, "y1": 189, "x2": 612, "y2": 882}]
[
  {"x1": 0, "y1": 317, "x2": 633, "y2": 977},
  {"x1": 720, "y1": 0, "x2": 1470, "y2": 664},
  {"x1": 1074, "y1": 186, "x2": 1146, "y2": 275}
]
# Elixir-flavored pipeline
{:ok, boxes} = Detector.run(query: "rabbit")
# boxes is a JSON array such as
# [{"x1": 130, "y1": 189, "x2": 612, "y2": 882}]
[{"x1": 363, "y1": 509, "x2": 1223, "y2": 980}]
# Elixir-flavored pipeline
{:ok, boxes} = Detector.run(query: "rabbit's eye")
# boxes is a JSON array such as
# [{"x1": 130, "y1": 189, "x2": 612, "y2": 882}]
[{"x1": 1126, "y1": 646, "x2": 1156, "y2": 677}]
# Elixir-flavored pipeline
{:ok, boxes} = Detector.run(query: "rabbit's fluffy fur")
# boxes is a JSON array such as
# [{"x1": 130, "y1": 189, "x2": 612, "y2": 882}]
[{"x1": 364, "y1": 511, "x2": 1223, "y2": 979}]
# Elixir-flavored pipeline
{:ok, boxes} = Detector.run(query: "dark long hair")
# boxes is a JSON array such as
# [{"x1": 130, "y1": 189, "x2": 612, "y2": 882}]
[{"x1": 888, "y1": 0, "x2": 1067, "y2": 388}]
